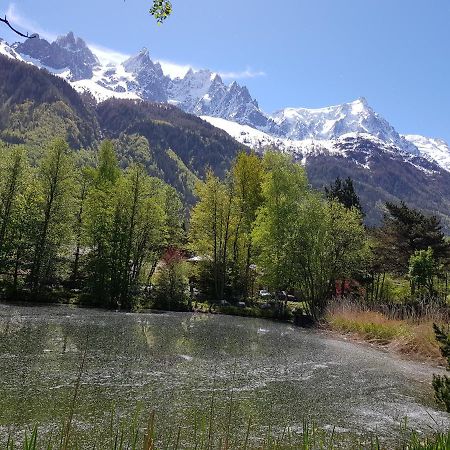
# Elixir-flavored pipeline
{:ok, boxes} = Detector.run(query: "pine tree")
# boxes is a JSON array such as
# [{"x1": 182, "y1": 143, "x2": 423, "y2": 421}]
[
  {"x1": 377, "y1": 201, "x2": 450, "y2": 275},
  {"x1": 325, "y1": 177, "x2": 364, "y2": 214}
]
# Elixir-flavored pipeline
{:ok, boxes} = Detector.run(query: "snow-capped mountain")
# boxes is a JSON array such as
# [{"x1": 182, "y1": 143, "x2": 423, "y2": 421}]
[
  {"x1": 403, "y1": 135, "x2": 450, "y2": 173},
  {"x1": 201, "y1": 116, "x2": 441, "y2": 175},
  {"x1": 1, "y1": 33, "x2": 275, "y2": 131},
  {"x1": 1, "y1": 32, "x2": 450, "y2": 175},
  {"x1": 272, "y1": 98, "x2": 418, "y2": 155},
  {"x1": 201, "y1": 116, "x2": 450, "y2": 230},
  {"x1": 14, "y1": 32, "x2": 99, "y2": 80}
]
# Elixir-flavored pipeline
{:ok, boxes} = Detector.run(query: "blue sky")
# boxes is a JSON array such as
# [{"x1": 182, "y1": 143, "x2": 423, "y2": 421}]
[{"x1": 2, "y1": 0, "x2": 450, "y2": 141}]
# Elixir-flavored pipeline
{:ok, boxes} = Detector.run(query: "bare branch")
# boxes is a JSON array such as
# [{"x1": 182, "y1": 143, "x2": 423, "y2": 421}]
[{"x1": 0, "y1": 15, "x2": 37, "y2": 39}]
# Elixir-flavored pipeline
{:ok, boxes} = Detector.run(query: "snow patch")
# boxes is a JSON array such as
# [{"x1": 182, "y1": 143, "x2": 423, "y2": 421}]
[{"x1": 403, "y1": 135, "x2": 450, "y2": 172}]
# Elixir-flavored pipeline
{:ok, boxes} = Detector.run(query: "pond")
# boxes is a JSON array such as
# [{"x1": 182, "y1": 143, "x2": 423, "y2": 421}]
[{"x1": 0, "y1": 303, "x2": 448, "y2": 447}]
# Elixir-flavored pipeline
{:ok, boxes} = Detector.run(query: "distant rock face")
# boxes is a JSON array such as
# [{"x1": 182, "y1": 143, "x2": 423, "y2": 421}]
[
  {"x1": 272, "y1": 98, "x2": 418, "y2": 154},
  {"x1": 122, "y1": 48, "x2": 168, "y2": 102},
  {"x1": 167, "y1": 71, "x2": 276, "y2": 131},
  {"x1": 14, "y1": 32, "x2": 99, "y2": 80}
]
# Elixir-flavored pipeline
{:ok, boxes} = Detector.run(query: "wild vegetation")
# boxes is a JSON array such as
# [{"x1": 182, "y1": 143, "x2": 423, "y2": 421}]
[
  {"x1": 0, "y1": 139, "x2": 184, "y2": 309},
  {"x1": 0, "y1": 139, "x2": 448, "y2": 315},
  {"x1": 3, "y1": 415, "x2": 450, "y2": 450},
  {"x1": 0, "y1": 115, "x2": 449, "y2": 424}
]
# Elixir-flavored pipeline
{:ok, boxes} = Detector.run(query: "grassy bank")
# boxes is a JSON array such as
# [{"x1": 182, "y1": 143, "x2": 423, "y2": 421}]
[{"x1": 325, "y1": 302, "x2": 445, "y2": 363}]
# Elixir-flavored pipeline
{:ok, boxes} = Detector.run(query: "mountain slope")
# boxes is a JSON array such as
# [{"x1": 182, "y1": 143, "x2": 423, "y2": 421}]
[
  {"x1": 0, "y1": 55, "x2": 247, "y2": 203},
  {"x1": 201, "y1": 116, "x2": 450, "y2": 229},
  {"x1": 96, "y1": 99, "x2": 247, "y2": 197},
  {"x1": 403, "y1": 134, "x2": 450, "y2": 172},
  {"x1": 0, "y1": 54, "x2": 100, "y2": 148},
  {"x1": 1, "y1": 33, "x2": 449, "y2": 228},
  {"x1": 4, "y1": 32, "x2": 448, "y2": 174}
]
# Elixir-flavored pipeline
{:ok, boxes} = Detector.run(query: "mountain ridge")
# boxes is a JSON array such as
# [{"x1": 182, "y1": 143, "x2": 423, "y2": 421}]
[
  {"x1": 1, "y1": 33, "x2": 450, "y2": 230},
  {"x1": 1, "y1": 31, "x2": 448, "y2": 174}
]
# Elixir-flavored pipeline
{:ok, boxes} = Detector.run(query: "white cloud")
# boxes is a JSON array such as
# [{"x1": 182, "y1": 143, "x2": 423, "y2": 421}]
[
  {"x1": 157, "y1": 60, "x2": 194, "y2": 79},
  {"x1": 5, "y1": 3, "x2": 57, "y2": 41},
  {"x1": 89, "y1": 44, "x2": 130, "y2": 65},
  {"x1": 219, "y1": 68, "x2": 266, "y2": 80}
]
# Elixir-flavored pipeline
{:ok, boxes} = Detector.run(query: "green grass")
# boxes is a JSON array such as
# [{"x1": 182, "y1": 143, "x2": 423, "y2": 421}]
[
  {"x1": 4, "y1": 413, "x2": 450, "y2": 450},
  {"x1": 328, "y1": 314, "x2": 408, "y2": 343}
]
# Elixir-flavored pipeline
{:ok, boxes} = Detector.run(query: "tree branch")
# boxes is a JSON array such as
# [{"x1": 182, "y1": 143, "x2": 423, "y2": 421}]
[
  {"x1": 149, "y1": 0, "x2": 172, "y2": 24},
  {"x1": 0, "y1": 15, "x2": 36, "y2": 39}
]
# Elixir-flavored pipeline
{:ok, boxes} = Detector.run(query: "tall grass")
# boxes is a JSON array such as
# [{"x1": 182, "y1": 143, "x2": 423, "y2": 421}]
[
  {"x1": 3, "y1": 412, "x2": 450, "y2": 450},
  {"x1": 326, "y1": 300, "x2": 444, "y2": 361}
]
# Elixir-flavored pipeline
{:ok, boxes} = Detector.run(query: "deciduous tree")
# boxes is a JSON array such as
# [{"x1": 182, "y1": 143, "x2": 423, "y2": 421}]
[{"x1": 29, "y1": 138, "x2": 75, "y2": 293}]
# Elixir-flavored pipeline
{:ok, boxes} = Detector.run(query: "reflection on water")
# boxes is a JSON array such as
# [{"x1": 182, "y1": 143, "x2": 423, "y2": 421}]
[{"x1": 0, "y1": 304, "x2": 448, "y2": 446}]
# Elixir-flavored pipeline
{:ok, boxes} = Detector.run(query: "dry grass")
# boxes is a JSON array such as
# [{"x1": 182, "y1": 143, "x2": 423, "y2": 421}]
[{"x1": 326, "y1": 302, "x2": 444, "y2": 363}]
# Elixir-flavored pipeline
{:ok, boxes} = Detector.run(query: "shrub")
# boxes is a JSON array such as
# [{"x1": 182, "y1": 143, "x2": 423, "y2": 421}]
[{"x1": 432, "y1": 324, "x2": 450, "y2": 412}]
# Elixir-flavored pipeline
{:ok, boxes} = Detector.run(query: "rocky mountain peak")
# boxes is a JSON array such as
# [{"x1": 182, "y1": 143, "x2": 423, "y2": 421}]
[
  {"x1": 122, "y1": 48, "x2": 168, "y2": 102},
  {"x1": 271, "y1": 98, "x2": 419, "y2": 155},
  {"x1": 14, "y1": 32, "x2": 99, "y2": 81},
  {"x1": 123, "y1": 48, "x2": 154, "y2": 73},
  {"x1": 211, "y1": 73, "x2": 223, "y2": 84},
  {"x1": 56, "y1": 32, "x2": 82, "y2": 51}
]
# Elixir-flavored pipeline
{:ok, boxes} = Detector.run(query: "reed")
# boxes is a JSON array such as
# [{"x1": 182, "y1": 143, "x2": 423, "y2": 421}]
[
  {"x1": 326, "y1": 300, "x2": 444, "y2": 362},
  {"x1": 3, "y1": 410, "x2": 450, "y2": 450}
]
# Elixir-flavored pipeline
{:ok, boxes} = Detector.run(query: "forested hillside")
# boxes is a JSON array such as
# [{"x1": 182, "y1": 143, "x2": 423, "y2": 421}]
[
  {"x1": 0, "y1": 55, "x2": 247, "y2": 203},
  {"x1": 305, "y1": 143, "x2": 450, "y2": 229},
  {"x1": 1, "y1": 54, "x2": 450, "y2": 228},
  {"x1": 0, "y1": 55, "x2": 99, "y2": 149}
]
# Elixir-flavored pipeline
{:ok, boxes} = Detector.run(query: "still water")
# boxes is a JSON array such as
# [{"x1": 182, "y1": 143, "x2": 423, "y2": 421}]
[{"x1": 0, "y1": 303, "x2": 448, "y2": 446}]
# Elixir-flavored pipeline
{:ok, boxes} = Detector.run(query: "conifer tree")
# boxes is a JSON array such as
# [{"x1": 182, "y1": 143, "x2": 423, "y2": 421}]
[{"x1": 325, "y1": 177, "x2": 363, "y2": 214}]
